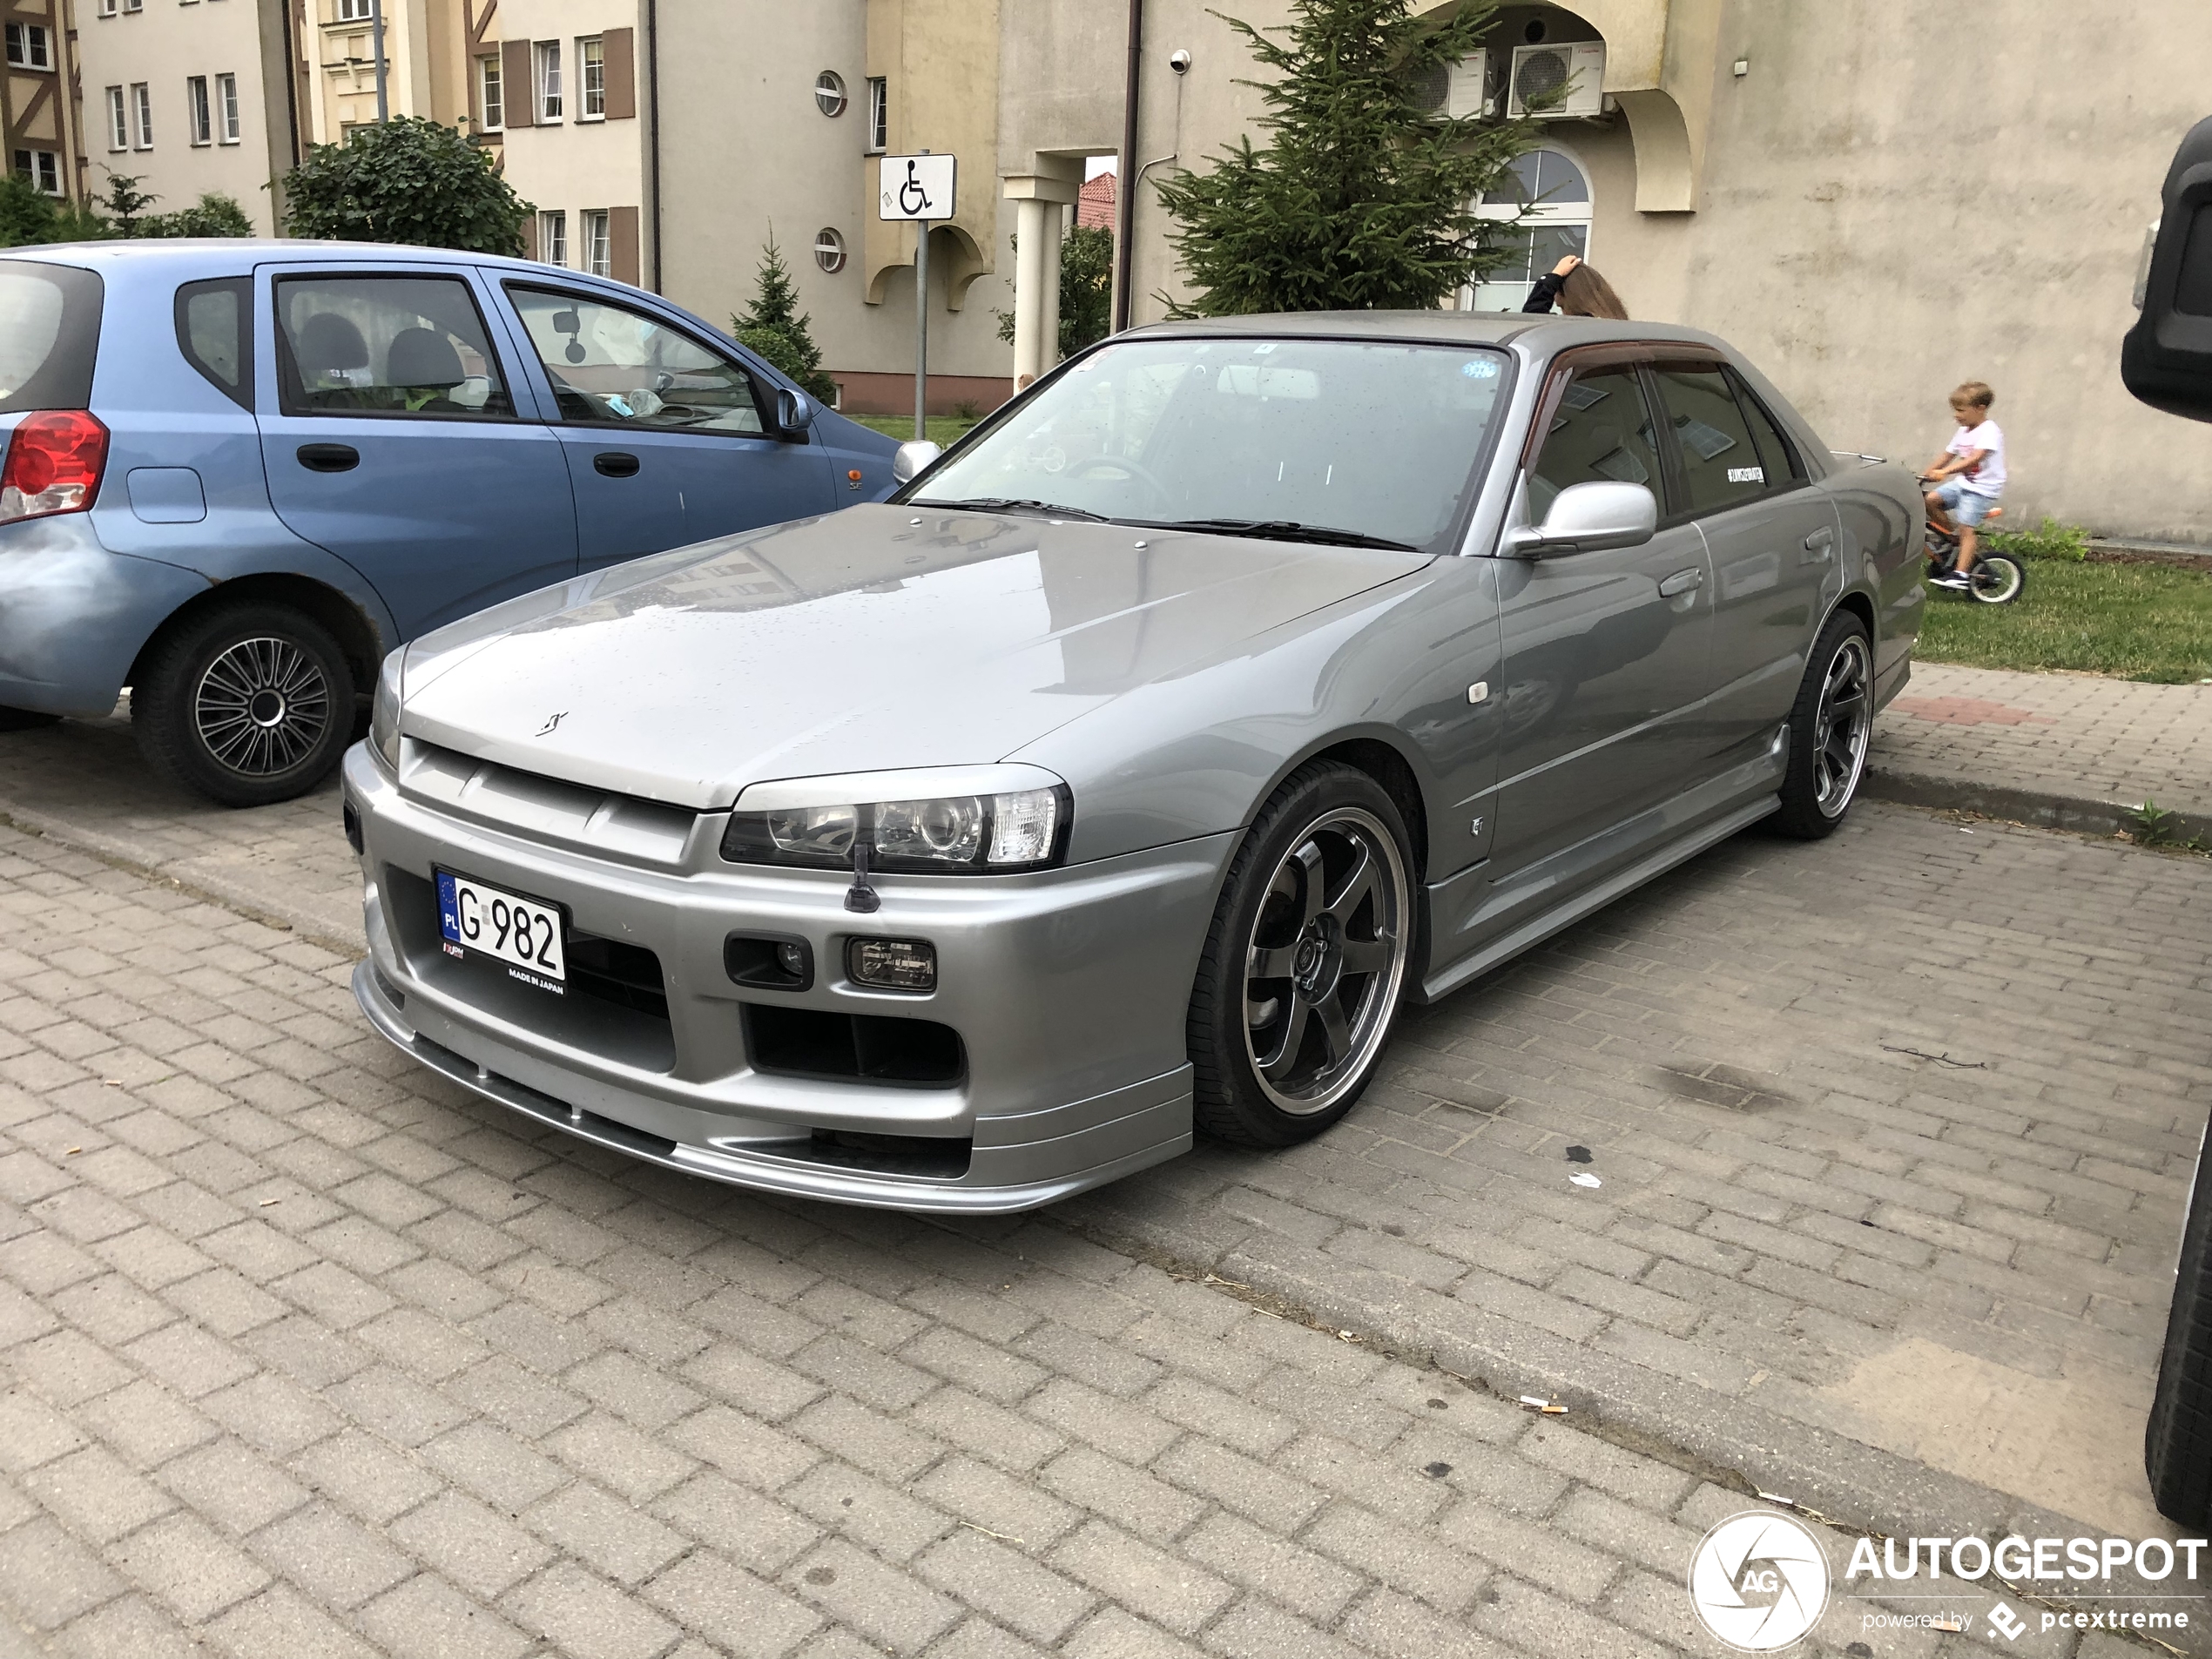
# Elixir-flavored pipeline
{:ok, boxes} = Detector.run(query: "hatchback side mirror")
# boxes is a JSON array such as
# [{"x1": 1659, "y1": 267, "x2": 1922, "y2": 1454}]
[
  {"x1": 891, "y1": 440, "x2": 942, "y2": 484},
  {"x1": 775, "y1": 388, "x2": 816, "y2": 436},
  {"x1": 1505, "y1": 481, "x2": 1658, "y2": 557},
  {"x1": 2122, "y1": 115, "x2": 2212, "y2": 423}
]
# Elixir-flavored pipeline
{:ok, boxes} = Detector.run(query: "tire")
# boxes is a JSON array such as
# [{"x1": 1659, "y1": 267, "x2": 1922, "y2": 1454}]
[
  {"x1": 0, "y1": 706, "x2": 60, "y2": 732},
  {"x1": 1968, "y1": 552, "x2": 2026, "y2": 605},
  {"x1": 2148, "y1": 1135, "x2": 2212, "y2": 1526},
  {"x1": 1772, "y1": 610, "x2": 1873, "y2": 840},
  {"x1": 1188, "y1": 761, "x2": 1416, "y2": 1148},
  {"x1": 132, "y1": 602, "x2": 354, "y2": 807}
]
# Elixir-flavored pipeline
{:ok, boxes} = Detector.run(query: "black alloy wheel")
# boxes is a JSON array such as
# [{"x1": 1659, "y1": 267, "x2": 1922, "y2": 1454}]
[{"x1": 1773, "y1": 611, "x2": 1873, "y2": 840}]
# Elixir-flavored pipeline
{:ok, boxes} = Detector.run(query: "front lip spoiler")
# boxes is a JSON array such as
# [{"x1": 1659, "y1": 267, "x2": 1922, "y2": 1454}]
[{"x1": 352, "y1": 961, "x2": 1187, "y2": 1215}]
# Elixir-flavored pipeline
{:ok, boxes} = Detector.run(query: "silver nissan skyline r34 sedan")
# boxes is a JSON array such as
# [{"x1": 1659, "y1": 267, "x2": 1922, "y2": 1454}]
[{"x1": 342, "y1": 313, "x2": 1924, "y2": 1213}]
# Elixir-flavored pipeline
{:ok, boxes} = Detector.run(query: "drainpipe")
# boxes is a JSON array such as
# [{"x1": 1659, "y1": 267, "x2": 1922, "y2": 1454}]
[
  {"x1": 368, "y1": 0, "x2": 389, "y2": 123},
  {"x1": 1113, "y1": 0, "x2": 1143, "y2": 332},
  {"x1": 645, "y1": 0, "x2": 662, "y2": 292}
]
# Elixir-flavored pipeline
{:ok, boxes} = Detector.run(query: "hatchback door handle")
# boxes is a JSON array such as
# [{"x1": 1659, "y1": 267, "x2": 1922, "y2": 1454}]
[
  {"x1": 1658, "y1": 566, "x2": 1704, "y2": 597},
  {"x1": 593, "y1": 451, "x2": 641, "y2": 477},
  {"x1": 295, "y1": 442, "x2": 359, "y2": 473}
]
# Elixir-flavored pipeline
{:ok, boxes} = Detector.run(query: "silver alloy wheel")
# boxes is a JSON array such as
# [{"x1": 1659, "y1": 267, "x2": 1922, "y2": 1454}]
[
  {"x1": 193, "y1": 636, "x2": 332, "y2": 777},
  {"x1": 1812, "y1": 633, "x2": 1872, "y2": 819},
  {"x1": 1242, "y1": 806, "x2": 1412, "y2": 1115}
]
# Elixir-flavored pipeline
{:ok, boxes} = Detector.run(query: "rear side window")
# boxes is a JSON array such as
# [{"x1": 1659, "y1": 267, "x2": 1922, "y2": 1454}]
[
  {"x1": 1730, "y1": 373, "x2": 1805, "y2": 487},
  {"x1": 1527, "y1": 363, "x2": 1662, "y2": 522},
  {"x1": 1650, "y1": 364, "x2": 1765, "y2": 516},
  {"x1": 273, "y1": 274, "x2": 515, "y2": 420},
  {"x1": 175, "y1": 278, "x2": 252, "y2": 409},
  {"x1": 0, "y1": 259, "x2": 101, "y2": 413}
]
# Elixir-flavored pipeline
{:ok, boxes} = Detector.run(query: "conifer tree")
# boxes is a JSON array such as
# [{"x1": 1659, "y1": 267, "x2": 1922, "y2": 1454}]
[
  {"x1": 733, "y1": 232, "x2": 840, "y2": 405},
  {"x1": 1155, "y1": 0, "x2": 1542, "y2": 314}
]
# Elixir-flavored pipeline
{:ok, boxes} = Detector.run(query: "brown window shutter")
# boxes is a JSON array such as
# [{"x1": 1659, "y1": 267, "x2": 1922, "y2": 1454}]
[
  {"x1": 501, "y1": 38, "x2": 533, "y2": 125},
  {"x1": 523, "y1": 212, "x2": 538, "y2": 261},
  {"x1": 601, "y1": 28, "x2": 635, "y2": 120},
  {"x1": 610, "y1": 206, "x2": 639, "y2": 285}
]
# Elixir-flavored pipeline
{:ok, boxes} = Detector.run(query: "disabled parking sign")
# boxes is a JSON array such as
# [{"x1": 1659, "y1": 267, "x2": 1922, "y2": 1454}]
[{"x1": 880, "y1": 154, "x2": 955, "y2": 221}]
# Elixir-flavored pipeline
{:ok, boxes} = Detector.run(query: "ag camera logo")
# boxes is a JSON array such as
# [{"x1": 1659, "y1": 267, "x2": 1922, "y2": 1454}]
[{"x1": 1689, "y1": 1510, "x2": 1831, "y2": 1651}]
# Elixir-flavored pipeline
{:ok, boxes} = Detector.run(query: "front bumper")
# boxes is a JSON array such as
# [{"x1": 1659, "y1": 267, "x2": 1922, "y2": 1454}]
[{"x1": 343, "y1": 743, "x2": 1233, "y2": 1212}]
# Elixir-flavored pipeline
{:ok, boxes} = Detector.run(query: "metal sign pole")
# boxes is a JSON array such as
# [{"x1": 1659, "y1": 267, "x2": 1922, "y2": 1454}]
[
  {"x1": 879, "y1": 149, "x2": 954, "y2": 444},
  {"x1": 914, "y1": 222, "x2": 929, "y2": 441}
]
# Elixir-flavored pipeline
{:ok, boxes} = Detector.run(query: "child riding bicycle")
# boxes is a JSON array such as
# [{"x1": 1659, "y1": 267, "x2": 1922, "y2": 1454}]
[{"x1": 1921, "y1": 381, "x2": 2005, "y2": 590}]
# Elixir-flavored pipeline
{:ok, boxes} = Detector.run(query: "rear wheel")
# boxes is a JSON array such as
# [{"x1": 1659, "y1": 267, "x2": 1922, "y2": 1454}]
[
  {"x1": 133, "y1": 603, "x2": 353, "y2": 806},
  {"x1": 1967, "y1": 552, "x2": 2026, "y2": 605},
  {"x1": 2148, "y1": 1135, "x2": 2212, "y2": 1526},
  {"x1": 1188, "y1": 762, "x2": 1415, "y2": 1148},
  {"x1": 1773, "y1": 611, "x2": 1872, "y2": 840},
  {"x1": 0, "y1": 706, "x2": 60, "y2": 732}
]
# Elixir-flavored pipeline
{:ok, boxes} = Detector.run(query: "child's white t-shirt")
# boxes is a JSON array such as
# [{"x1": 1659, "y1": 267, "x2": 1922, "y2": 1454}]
[{"x1": 1947, "y1": 420, "x2": 2005, "y2": 496}]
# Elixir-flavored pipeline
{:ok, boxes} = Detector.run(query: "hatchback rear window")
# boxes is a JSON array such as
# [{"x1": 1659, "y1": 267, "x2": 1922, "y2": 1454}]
[{"x1": 0, "y1": 259, "x2": 100, "y2": 413}]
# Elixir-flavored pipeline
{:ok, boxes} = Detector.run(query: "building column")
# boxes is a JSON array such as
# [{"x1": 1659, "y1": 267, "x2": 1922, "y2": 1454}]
[{"x1": 1001, "y1": 161, "x2": 1083, "y2": 389}]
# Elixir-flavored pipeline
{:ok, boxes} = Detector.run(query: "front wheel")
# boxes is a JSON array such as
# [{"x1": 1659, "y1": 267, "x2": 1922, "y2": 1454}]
[
  {"x1": 1188, "y1": 762, "x2": 1416, "y2": 1148},
  {"x1": 133, "y1": 602, "x2": 354, "y2": 807},
  {"x1": 2147, "y1": 1134, "x2": 2212, "y2": 1526},
  {"x1": 1967, "y1": 552, "x2": 2026, "y2": 605},
  {"x1": 1772, "y1": 611, "x2": 1873, "y2": 840}
]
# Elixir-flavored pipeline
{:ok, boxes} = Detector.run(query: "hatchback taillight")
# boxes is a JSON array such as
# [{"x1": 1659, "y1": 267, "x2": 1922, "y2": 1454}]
[{"x1": 0, "y1": 410, "x2": 108, "y2": 524}]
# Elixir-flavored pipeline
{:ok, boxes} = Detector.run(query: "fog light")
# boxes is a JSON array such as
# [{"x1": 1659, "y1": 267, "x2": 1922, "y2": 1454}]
[{"x1": 847, "y1": 937, "x2": 935, "y2": 993}]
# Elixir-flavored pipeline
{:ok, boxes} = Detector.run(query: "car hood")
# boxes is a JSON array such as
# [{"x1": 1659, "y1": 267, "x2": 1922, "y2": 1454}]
[{"x1": 400, "y1": 503, "x2": 1430, "y2": 809}]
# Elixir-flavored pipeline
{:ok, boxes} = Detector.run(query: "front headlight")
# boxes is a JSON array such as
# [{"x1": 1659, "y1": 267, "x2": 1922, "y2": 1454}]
[
  {"x1": 722, "y1": 765, "x2": 1069, "y2": 873},
  {"x1": 370, "y1": 649, "x2": 402, "y2": 772}
]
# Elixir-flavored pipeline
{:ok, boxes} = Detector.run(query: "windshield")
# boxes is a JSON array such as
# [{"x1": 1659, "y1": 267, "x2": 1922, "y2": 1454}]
[{"x1": 913, "y1": 336, "x2": 1511, "y2": 552}]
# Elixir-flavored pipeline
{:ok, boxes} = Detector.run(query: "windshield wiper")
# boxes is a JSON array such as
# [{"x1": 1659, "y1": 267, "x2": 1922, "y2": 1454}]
[
  {"x1": 909, "y1": 496, "x2": 1107, "y2": 523},
  {"x1": 1134, "y1": 517, "x2": 1421, "y2": 552}
]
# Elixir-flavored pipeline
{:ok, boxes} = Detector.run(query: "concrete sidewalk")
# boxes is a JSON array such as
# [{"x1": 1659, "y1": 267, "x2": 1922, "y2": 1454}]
[{"x1": 1871, "y1": 660, "x2": 2212, "y2": 840}]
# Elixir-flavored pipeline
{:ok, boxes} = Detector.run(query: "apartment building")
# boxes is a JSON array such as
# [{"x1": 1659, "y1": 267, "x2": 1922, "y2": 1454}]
[
  {"x1": 3, "y1": 0, "x2": 84, "y2": 207},
  {"x1": 293, "y1": 0, "x2": 478, "y2": 145}
]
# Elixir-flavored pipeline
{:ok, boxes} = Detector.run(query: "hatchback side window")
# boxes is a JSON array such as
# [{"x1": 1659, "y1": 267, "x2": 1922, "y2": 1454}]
[
  {"x1": 175, "y1": 277, "x2": 252, "y2": 409},
  {"x1": 1527, "y1": 363, "x2": 1663, "y2": 522},
  {"x1": 1730, "y1": 372, "x2": 1805, "y2": 490},
  {"x1": 506, "y1": 285, "x2": 768, "y2": 434},
  {"x1": 1650, "y1": 364, "x2": 1766, "y2": 516},
  {"x1": 273, "y1": 275, "x2": 515, "y2": 419}
]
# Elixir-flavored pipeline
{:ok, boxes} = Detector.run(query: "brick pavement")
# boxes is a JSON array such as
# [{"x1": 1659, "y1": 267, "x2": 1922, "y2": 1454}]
[{"x1": 1872, "y1": 661, "x2": 2212, "y2": 834}]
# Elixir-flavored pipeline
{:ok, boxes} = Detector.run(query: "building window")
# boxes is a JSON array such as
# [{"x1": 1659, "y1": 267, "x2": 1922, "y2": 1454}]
[
  {"x1": 98, "y1": 0, "x2": 116, "y2": 16},
  {"x1": 132, "y1": 83, "x2": 153, "y2": 149},
  {"x1": 1466, "y1": 145, "x2": 1591, "y2": 311},
  {"x1": 187, "y1": 77, "x2": 212, "y2": 145},
  {"x1": 123, "y1": 0, "x2": 141, "y2": 13},
  {"x1": 475, "y1": 54, "x2": 502, "y2": 132},
  {"x1": 539, "y1": 210, "x2": 566, "y2": 267},
  {"x1": 335, "y1": 0, "x2": 371, "y2": 19},
  {"x1": 13, "y1": 150, "x2": 59, "y2": 195},
  {"x1": 218, "y1": 73, "x2": 239, "y2": 142},
  {"x1": 813, "y1": 228, "x2": 845, "y2": 273},
  {"x1": 4, "y1": 24, "x2": 52, "y2": 68},
  {"x1": 105, "y1": 86, "x2": 127, "y2": 151},
  {"x1": 535, "y1": 40, "x2": 562, "y2": 122},
  {"x1": 578, "y1": 37, "x2": 604, "y2": 118},
  {"x1": 814, "y1": 71, "x2": 846, "y2": 118},
  {"x1": 866, "y1": 77, "x2": 887, "y2": 152},
  {"x1": 581, "y1": 209, "x2": 610, "y2": 277}
]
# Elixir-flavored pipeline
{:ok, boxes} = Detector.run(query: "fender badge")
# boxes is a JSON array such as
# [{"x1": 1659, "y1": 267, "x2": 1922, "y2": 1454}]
[{"x1": 536, "y1": 711, "x2": 567, "y2": 736}]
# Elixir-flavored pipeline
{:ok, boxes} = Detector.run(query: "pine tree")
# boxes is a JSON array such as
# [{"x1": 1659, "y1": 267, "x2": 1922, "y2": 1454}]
[
  {"x1": 1154, "y1": 0, "x2": 1541, "y2": 314},
  {"x1": 733, "y1": 232, "x2": 840, "y2": 405}
]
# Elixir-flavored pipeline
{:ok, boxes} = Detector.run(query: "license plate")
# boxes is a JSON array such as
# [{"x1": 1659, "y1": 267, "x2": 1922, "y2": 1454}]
[{"x1": 435, "y1": 870, "x2": 565, "y2": 993}]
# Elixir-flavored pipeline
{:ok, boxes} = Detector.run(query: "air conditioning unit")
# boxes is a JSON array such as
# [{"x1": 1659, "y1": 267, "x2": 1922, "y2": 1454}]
[
  {"x1": 1508, "y1": 41, "x2": 1605, "y2": 119},
  {"x1": 1410, "y1": 51, "x2": 1489, "y2": 120}
]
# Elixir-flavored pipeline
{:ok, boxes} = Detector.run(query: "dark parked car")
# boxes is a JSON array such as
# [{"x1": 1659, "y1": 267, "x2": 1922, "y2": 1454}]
[{"x1": 0, "y1": 240, "x2": 896, "y2": 805}]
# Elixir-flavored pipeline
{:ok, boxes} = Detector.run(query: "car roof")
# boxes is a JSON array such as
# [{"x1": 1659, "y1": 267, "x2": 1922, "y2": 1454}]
[
  {"x1": 1121, "y1": 310, "x2": 1737, "y2": 357},
  {"x1": 1, "y1": 238, "x2": 561, "y2": 273}
]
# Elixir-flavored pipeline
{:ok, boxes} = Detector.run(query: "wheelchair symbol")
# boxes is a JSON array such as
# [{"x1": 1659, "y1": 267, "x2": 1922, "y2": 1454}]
[{"x1": 898, "y1": 159, "x2": 933, "y2": 217}]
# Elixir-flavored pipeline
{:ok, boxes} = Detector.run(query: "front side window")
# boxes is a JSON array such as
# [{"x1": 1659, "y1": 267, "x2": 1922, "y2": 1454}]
[
  {"x1": 579, "y1": 37, "x2": 604, "y2": 118},
  {"x1": 535, "y1": 40, "x2": 562, "y2": 121},
  {"x1": 867, "y1": 77, "x2": 887, "y2": 152},
  {"x1": 218, "y1": 73, "x2": 240, "y2": 142},
  {"x1": 187, "y1": 77, "x2": 212, "y2": 145},
  {"x1": 581, "y1": 211, "x2": 611, "y2": 277},
  {"x1": 915, "y1": 337, "x2": 1512, "y2": 553},
  {"x1": 508, "y1": 286, "x2": 768, "y2": 435},
  {"x1": 132, "y1": 83, "x2": 152, "y2": 149},
  {"x1": 105, "y1": 86, "x2": 127, "y2": 151},
  {"x1": 275, "y1": 275, "x2": 514, "y2": 420},
  {"x1": 1650, "y1": 364, "x2": 1766, "y2": 516},
  {"x1": 538, "y1": 210, "x2": 566, "y2": 266},
  {"x1": 1526, "y1": 362, "x2": 1662, "y2": 522},
  {"x1": 476, "y1": 54, "x2": 502, "y2": 131}
]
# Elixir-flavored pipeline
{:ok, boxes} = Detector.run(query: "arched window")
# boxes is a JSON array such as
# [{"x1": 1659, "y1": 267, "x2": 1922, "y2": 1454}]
[{"x1": 1464, "y1": 145, "x2": 1592, "y2": 312}]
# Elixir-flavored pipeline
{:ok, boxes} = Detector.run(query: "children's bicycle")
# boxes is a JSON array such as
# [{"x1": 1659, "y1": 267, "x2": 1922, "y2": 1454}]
[{"x1": 1922, "y1": 497, "x2": 2026, "y2": 605}]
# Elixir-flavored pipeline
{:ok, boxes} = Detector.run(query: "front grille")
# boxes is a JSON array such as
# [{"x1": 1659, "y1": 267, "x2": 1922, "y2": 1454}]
[
  {"x1": 743, "y1": 1004, "x2": 965, "y2": 1087},
  {"x1": 567, "y1": 934, "x2": 668, "y2": 1020}
]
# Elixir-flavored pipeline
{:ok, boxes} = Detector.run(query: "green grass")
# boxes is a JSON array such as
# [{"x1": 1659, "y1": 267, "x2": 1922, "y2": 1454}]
[
  {"x1": 1917, "y1": 555, "x2": 2212, "y2": 684},
  {"x1": 846, "y1": 415, "x2": 981, "y2": 448}
]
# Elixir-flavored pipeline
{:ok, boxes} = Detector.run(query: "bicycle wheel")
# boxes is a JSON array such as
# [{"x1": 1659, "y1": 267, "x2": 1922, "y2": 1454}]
[{"x1": 1967, "y1": 553, "x2": 2026, "y2": 605}]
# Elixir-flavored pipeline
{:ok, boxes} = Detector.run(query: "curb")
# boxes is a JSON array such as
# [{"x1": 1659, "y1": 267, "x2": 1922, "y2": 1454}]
[{"x1": 1863, "y1": 765, "x2": 2210, "y2": 846}]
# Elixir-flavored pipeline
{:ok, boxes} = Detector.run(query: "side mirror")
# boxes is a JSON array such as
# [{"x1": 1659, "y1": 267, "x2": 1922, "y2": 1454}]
[
  {"x1": 1505, "y1": 481, "x2": 1657, "y2": 557},
  {"x1": 2122, "y1": 115, "x2": 2212, "y2": 423},
  {"x1": 891, "y1": 440, "x2": 942, "y2": 484},
  {"x1": 776, "y1": 388, "x2": 816, "y2": 435}
]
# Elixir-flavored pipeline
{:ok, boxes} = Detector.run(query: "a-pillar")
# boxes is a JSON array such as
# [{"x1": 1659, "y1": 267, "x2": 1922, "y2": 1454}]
[{"x1": 1001, "y1": 160, "x2": 1083, "y2": 388}]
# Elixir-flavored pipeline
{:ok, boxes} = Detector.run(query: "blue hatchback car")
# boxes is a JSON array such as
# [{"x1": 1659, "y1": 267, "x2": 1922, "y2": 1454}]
[{"x1": 0, "y1": 240, "x2": 898, "y2": 804}]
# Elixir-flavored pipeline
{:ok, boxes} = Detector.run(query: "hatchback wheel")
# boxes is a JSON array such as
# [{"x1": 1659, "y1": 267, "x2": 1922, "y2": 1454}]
[
  {"x1": 134, "y1": 603, "x2": 353, "y2": 806},
  {"x1": 1188, "y1": 762, "x2": 1415, "y2": 1147},
  {"x1": 1773, "y1": 611, "x2": 1873, "y2": 840}
]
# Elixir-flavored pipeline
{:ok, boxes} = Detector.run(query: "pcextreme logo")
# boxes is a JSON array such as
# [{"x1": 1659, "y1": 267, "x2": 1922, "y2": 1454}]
[{"x1": 1688, "y1": 1511, "x2": 1831, "y2": 1651}]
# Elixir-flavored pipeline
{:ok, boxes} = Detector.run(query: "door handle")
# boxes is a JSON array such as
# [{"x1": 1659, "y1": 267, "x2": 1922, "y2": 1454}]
[
  {"x1": 295, "y1": 442, "x2": 359, "y2": 473},
  {"x1": 1803, "y1": 527, "x2": 1835, "y2": 560},
  {"x1": 593, "y1": 451, "x2": 641, "y2": 477},
  {"x1": 1658, "y1": 566, "x2": 1704, "y2": 597}
]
